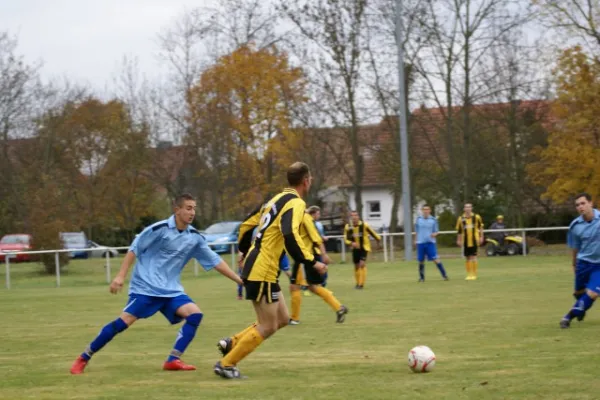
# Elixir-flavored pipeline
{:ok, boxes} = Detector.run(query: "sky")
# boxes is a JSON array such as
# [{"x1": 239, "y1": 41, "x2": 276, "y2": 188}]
[{"x1": 1, "y1": 0, "x2": 217, "y2": 92}]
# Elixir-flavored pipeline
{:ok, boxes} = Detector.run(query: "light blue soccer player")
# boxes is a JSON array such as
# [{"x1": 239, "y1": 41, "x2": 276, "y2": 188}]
[
  {"x1": 414, "y1": 205, "x2": 448, "y2": 282},
  {"x1": 560, "y1": 193, "x2": 600, "y2": 329},
  {"x1": 70, "y1": 193, "x2": 243, "y2": 374}
]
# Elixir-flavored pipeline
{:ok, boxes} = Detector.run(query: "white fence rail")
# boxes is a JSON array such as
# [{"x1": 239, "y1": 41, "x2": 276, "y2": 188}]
[{"x1": 2, "y1": 227, "x2": 569, "y2": 289}]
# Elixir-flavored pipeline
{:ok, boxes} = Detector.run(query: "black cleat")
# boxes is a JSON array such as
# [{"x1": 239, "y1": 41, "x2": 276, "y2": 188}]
[
  {"x1": 443, "y1": 276, "x2": 449, "y2": 281},
  {"x1": 217, "y1": 338, "x2": 233, "y2": 357},
  {"x1": 336, "y1": 305, "x2": 349, "y2": 323},
  {"x1": 559, "y1": 318, "x2": 571, "y2": 329},
  {"x1": 214, "y1": 361, "x2": 244, "y2": 379}
]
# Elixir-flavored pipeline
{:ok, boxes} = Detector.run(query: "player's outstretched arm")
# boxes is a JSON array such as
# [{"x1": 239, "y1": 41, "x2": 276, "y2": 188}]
[
  {"x1": 214, "y1": 260, "x2": 244, "y2": 285},
  {"x1": 110, "y1": 251, "x2": 136, "y2": 294}
]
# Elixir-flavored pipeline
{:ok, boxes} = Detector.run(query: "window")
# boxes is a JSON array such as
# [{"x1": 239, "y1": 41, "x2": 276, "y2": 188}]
[{"x1": 367, "y1": 201, "x2": 381, "y2": 219}]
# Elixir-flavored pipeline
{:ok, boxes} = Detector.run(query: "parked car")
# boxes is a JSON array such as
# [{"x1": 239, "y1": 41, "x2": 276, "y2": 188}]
[
  {"x1": 60, "y1": 232, "x2": 89, "y2": 259},
  {"x1": 203, "y1": 221, "x2": 241, "y2": 254},
  {"x1": 87, "y1": 240, "x2": 119, "y2": 258},
  {"x1": 0, "y1": 234, "x2": 34, "y2": 262}
]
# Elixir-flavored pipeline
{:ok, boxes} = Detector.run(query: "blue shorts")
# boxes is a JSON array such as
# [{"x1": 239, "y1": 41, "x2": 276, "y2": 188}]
[
  {"x1": 417, "y1": 243, "x2": 438, "y2": 262},
  {"x1": 575, "y1": 260, "x2": 600, "y2": 294},
  {"x1": 123, "y1": 293, "x2": 194, "y2": 325}
]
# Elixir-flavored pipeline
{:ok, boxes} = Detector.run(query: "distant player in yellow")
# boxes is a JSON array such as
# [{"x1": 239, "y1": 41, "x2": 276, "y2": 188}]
[
  {"x1": 456, "y1": 203, "x2": 484, "y2": 280},
  {"x1": 289, "y1": 208, "x2": 348, "y2": 325},
  {"x1": 213, "y1": 162, "x2": 328, "y2": 379},
  {"x1": 344, "y1": 211, "x2": 381, "y2": 289}
]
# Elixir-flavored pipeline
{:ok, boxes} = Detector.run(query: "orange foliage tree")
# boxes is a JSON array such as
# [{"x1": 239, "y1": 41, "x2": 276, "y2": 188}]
[
  {"x1": 186, "y1": 44, "x2": 307, "y2": 217},
  {"x1": 528, "y1": 46, "x2": 600, "y2": 202}
]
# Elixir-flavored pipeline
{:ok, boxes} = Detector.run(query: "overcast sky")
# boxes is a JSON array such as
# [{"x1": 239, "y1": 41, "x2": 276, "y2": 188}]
[{"x1": 1, "y1": 0, "x2": 217, "y2": 92}]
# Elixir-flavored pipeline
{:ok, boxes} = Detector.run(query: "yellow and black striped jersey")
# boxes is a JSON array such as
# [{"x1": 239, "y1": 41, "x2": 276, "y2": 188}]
[
  {"x1": 237, "y1": 203, "x2": 264, "y2": 256},
  {"x1": 344, "y1": 220, "x2": 381, "y2": 252},
  {"x1": 300, "y1": 213, "x2": 323, "y2": 255},
  {"x1": 456, "y1": 213, "x2": 484, "y2": 247},
  {"x1": 241, "y1": 189, "x2": 315, "y2": 283}
]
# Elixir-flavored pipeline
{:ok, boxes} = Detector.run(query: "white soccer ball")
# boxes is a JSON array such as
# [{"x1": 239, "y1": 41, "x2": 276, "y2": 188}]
[{"x1": 408, "y1": 345, "x2": 436, "y2": 373}]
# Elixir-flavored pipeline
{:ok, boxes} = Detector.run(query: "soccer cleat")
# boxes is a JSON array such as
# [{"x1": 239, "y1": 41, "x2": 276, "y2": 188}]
[
  {"x1": 289, "y1": 319, "x2": 300, "y2": 325},
  {"x1": 163, "y1": 359, "x2": 196, "y2": 371},
  {"x1": 559, "y1": 318, "x2": 571, "y2": 329},
  {"x1": 217, "y1": 337, "x2": 233, "y2": 357},
  {"x1": 237, "y1": 295, "x2": 243, "y2": 300},
  {"x1": 70, "y1": 356, "x2": 89, "y2": 375},
  {"x1": 214, "y1": 361, "x2": 243, "y2": 379},
  {"x1": 418, "y1": 279, "x2": 424, "y2": 283},
  {"x1": 443, "y1": 277, "x2": 449, "y2": 281},
  {"x1": 354, "y1": 285, "x2": 360, "y2": 289},
  {"x1": 336, "y1": 305, "x2": 349, "y2": 323},
  {"x1": 303, "y1": 290, "x2": 312, "y2": 297}
]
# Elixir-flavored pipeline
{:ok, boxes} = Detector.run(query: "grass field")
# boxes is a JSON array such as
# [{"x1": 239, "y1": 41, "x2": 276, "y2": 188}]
[{"x1": 1, "y1": 254, "x2": 599, "y2": 400}]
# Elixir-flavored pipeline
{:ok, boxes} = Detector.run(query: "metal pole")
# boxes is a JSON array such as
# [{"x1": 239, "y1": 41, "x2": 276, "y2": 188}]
[
  {"x1": 390, "y1": 235, "x2": 395, "y2": 262},
  {"x1": 5, "y1": 256, "x2": 11, "y2": 289},
  {"x1": 230, "y1": 243, "x2": 236, "y2": 267},
  {"x1": 396, "y1": 0, "x2": 412, "y2": 261},
  {"x1": 522, "y1": 229, "x2": 527, "y2": 257},
  {"x1": 55, "y1": 251, "x2": 61, "y2": 288},
  {"x1": 105, "y1": 251, "x2": 111, "y2": 283},
  {"x1": 341, "y1": 238, "x2": 346, "y2": 263},
  {"x1": 383, "y1": 232, "x2": 388, "y2": 263}
]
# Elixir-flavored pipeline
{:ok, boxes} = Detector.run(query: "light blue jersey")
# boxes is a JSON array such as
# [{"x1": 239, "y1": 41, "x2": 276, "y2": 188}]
[
  {"x1": 129, "y1": 215, "x2": 222, "y2": 297},
  {"x1": 568, "y1": 209, "x2": 600, "y2": 264},
  {"x1": 415, "y1": 215, "x2": 439, "y2": 244},
  {"x1": 315, "y1": 221, "x2": 325, "y2": 237}
]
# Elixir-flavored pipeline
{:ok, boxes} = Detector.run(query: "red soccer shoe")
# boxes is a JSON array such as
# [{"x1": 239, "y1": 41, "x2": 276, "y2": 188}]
[
  {"x1": 163, "y1": 359, "x2": 197, "y2": 371},
  {"x1": 70, "y1": 356, "x2": 89, "y2": 375}
]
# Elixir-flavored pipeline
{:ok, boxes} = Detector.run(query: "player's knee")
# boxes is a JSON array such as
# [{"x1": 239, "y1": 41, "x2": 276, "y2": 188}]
[
  {"x1": 186, "y1": 312, "x2": 203, "y2": 327},
  {"x1": 119, "y1": 313, "x2": 137, "y2": 326},
  {"x1": 111, "y1": 318, "x2": 130, "y2": 334},
  {"x1": 573, "y1": 289, "x2": 586, "y2": 300},
  {"x1": 586, "y1": 289, "x2": 599, "y2": 300},
  {"x1": 289, "y1": 284, "x2": 301, "y2": 292}
]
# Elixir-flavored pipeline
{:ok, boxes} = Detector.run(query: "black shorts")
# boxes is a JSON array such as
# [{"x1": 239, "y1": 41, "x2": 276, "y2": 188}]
[
  {"x1": 291, "y1": 262, "x2": 324, "y2": 285},
  {"x1": 464, "y1": 246, "x2": 478, "y2": 257},
  {"x1": 244, "y1": 280, "x2": 281, "y2": 303},
  {"x1": 352, "y1": 249, "x2": 368, "y2": 264}
]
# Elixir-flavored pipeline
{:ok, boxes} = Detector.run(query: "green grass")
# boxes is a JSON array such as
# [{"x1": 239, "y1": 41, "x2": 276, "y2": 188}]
[{"x1": 0, "y1": 254, "x2": 598, "y2": 400}]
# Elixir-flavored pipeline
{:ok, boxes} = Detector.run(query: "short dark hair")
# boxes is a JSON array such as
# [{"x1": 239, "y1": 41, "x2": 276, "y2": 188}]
[
  {"x1": 422, "y1": 204, "x2": 431, "y2": 209},
  {"x1": 575, "y1": 192, "x2": 592, "y2": 202},
  {"x1": 174, "y1": 193, "x2": 195, "y2": 208},
  {"x1": 287, "y1": 162, "x2": 311, "y2": 186},
  {"x1": 307, "y1": 205, "x2": 321, "y2": 215}
]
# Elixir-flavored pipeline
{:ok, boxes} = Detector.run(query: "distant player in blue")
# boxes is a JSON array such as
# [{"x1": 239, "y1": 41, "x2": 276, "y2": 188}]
[
  {"x1": 560, "y1": 193, "x2": 600, "y2": 329},
  {"x1": 70, "y1": 193, "x2": 243, "y2": 374},
  {"x1": 414, "y1": 205, "x2": 448, "y2": 282}
]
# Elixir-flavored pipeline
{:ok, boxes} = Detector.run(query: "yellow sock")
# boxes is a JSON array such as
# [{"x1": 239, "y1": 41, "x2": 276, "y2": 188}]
[
  {"x1": 290, "y1": 290, "x2": 302, "y2": 321},
  {"x1": 231, "y1": 322, "x2": 257, "y2": 348},
  {"x1": 362, "y1": 267, "x2": 367, "y2": 286},
  {"x1": 312, "y1": 285, "x2": 342, "y2": 312},
  {"x1": 354, "y1": 268, "x2": 360, "y2": 285},
  {"x1": 473, "y1": 260, "x2": 478, "y2": 278},
  {"x1": 222, "y1": 327, "x2": 264, "y2": 367},
  {"x1": 465, "y1": 261, "x2": 471, "y2": 278}
]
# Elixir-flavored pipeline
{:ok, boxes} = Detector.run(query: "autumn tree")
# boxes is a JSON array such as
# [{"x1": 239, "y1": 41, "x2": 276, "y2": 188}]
[
  {"x1": 528, "y1": 46, "x2": 600, "y2": 202},
  {"x1": 186, "y1": 44, "x2": 307, "y2": 218}
]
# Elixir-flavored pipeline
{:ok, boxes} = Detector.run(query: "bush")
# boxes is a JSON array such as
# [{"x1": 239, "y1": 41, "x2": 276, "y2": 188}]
[{"x1": 32, "y1": 221, "x2": 70, "y2": 274}]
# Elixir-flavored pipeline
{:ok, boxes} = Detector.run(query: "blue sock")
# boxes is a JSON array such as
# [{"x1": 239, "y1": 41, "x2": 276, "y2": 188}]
[
  {"x1": 565, "y1": 293, "x2": 596, "y2": 320},
  {"x1": 237, "y1": 283, "x2": 243, "y2": 297},
  {"x1": 436, "y1": 262, "x2": 447, "y2": 278},
  {"x1": 322, "y1": 272, "x2": 328, "y2": 287},
  {"x1": 167, "y1": 313, "x2": 203, "y2": 362},
  {"x1": 81, "y1": 318, "x2": 128, "y2": 361},
  {"x1": 418, "y1": 263, "x2": 425, "y2": 280}
]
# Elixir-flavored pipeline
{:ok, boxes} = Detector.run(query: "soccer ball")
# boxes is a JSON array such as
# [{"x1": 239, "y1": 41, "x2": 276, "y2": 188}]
[{"x1": 408, "y1": 345, "x2": 436, "y2": 373}]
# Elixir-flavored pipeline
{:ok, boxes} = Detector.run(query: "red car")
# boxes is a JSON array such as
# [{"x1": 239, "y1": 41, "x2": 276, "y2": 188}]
[{"x1": 0, "y1": 234, "x2": 34, "y2": 262}]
